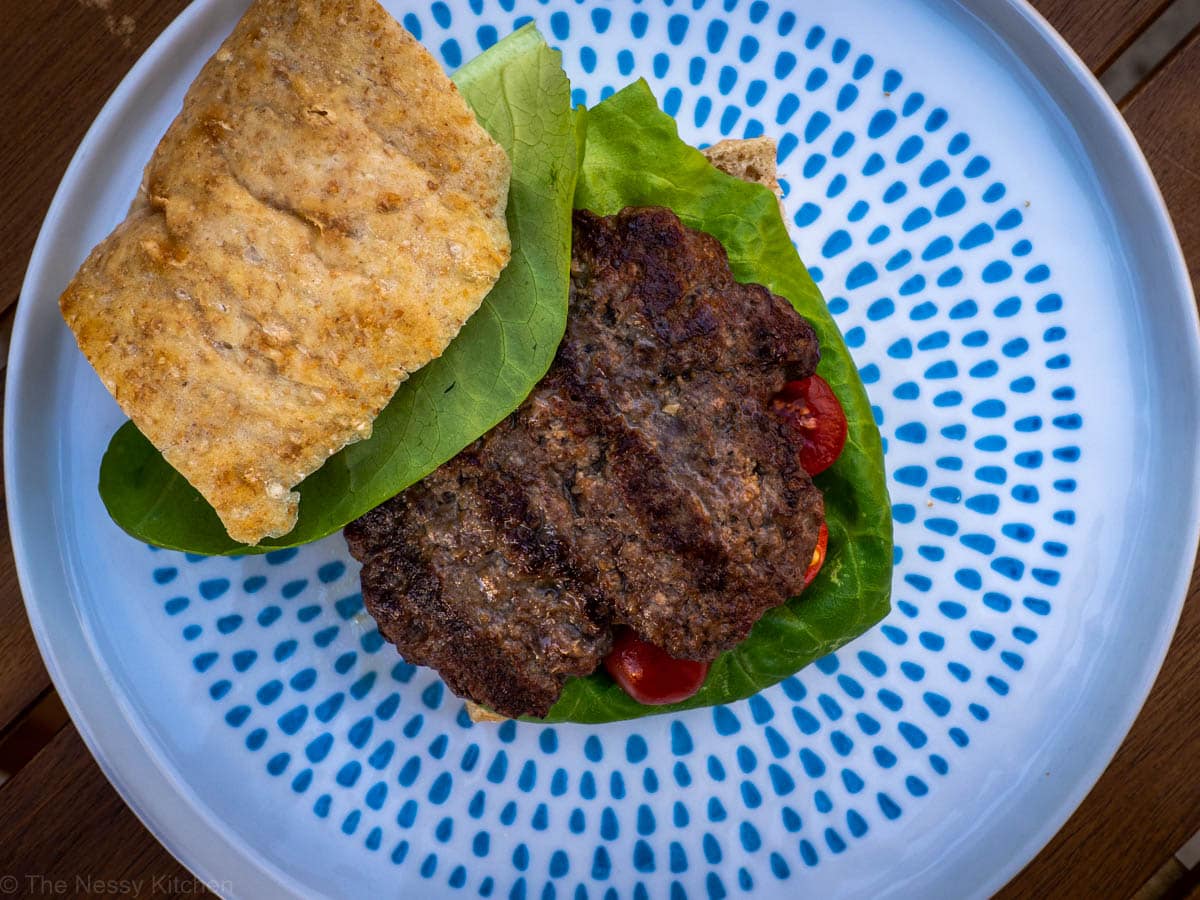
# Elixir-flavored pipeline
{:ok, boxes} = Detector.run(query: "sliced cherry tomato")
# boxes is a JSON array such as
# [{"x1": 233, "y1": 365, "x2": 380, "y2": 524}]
[
  {"x1": 604, "y1": 628, "x2": 711, "y2": 705},
  {"x1": 803, "y1": 521, "x2": 829, "y2": 590},
  {"x1": 772, "y1": 374, "x2": 848, "y2": 476}
]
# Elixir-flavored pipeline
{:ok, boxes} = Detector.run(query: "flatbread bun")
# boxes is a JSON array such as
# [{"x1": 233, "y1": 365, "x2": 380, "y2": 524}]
[
  {"x1": 60, "y1": 0, "x2": 511, "y2": 545},
  {"x1": 703, "y1": 136, "x2": 784, "y2": 203}
]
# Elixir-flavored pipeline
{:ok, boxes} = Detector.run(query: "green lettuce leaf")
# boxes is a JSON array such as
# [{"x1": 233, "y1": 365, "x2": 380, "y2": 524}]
[
  {"x1": 97, "y1": 25, "x2": 583, "y2": 554},
  {"x1": 540, "y1": 80, "x2": 893, "y2": 723}
]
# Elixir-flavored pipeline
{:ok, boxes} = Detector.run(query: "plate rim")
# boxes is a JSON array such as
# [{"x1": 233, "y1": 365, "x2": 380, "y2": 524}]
[{"x1": 7, "y1": 0, "x2": 1199, "y2": 897}]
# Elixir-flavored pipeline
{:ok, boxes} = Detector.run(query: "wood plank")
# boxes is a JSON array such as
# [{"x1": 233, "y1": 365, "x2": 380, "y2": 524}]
[
  {"x1": 0, "y1": 723, "x2": 213, "y2": 897},
  {"x1": 0, "y1": 373, "x2": 51, "y2": 733},
  {"x1": 1031, "y1": 0, "x2": 1173, "y2": 74},
  {"x1": 1123, "y1": 26, "x2": 1200, "y2": 266},
  {"x1": 0, "y1": 0, "x2": 189, "y2": 317},
  {"x1": 1002, "y1": 26, "x2": 1200, "y2": 898},
  {"x1": 0, "y1": 542, "x2": 46, "y2": 733}
]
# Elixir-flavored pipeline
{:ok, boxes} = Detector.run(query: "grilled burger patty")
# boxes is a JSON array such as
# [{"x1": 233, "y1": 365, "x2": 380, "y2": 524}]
[{"x1": 345, "y1": 206, "x2": 825, "y2": 718}]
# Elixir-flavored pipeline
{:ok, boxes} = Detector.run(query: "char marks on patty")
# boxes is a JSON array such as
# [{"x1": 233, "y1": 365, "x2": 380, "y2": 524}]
[{"x1": 346, "y1": 206, "x2": 824, "y2": 718}]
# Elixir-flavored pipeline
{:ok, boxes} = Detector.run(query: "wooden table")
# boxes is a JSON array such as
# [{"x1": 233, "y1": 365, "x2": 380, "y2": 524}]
[{"x1": 1, "y1": 2, "x2": 1197, "y2": 896}]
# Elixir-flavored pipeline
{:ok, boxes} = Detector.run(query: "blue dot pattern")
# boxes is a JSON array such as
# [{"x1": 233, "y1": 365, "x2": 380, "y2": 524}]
[{"x1": 142, "y1": 2, "x2": 1083, "y2": 896}]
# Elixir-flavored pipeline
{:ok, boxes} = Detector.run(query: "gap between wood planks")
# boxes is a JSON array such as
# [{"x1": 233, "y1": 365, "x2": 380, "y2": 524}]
[
  {"x1": 0, "y1": 688, "x2": 68, "y2": 788},
  {"x1": 1101, "y1": 0, "x2": 1200, "y2": 99}
]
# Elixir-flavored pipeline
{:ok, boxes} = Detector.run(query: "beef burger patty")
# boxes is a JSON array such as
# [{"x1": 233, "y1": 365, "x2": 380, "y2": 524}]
[{"x1": 345, "y1": 206, "x2": 825, "y2": 718}]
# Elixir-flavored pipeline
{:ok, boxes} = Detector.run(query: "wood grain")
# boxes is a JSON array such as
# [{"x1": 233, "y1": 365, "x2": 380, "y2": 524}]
[
  {"x1": 0, "y1": 379, "x2": 51, "y2": 734},
  {"x1": 1123, "y1": 25, "x2": 1200, "y2": 270},
  {"x1": 0, "y1": 0, "x2": 189, "y2": 316},
  {"x1": 0, "y1": 724, "x2": 211, "y2": 897},
  {"x1": 0, "y1": 530, "x2": 47, "y2": 737},
  {"x1": 1033, "y1": 0, "x2": 1174, "y2": 73}
]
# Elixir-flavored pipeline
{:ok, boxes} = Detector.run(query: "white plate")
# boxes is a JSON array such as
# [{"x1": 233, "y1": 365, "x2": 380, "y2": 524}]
[{"x1": 8, "y1": 0, "x2": 1200, "y2": 897}]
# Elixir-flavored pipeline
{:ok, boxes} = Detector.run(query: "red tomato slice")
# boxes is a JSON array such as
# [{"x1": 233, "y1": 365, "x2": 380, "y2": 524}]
[
  {"x1": 803, "y1": 521, "x2": 829, "y2": 590},
  {"x1": 772, "y1": 374, "x2": 848, "y2": 476},
  {"x1": 603, "y1": 628, "x2": 711, "y2": 705}
]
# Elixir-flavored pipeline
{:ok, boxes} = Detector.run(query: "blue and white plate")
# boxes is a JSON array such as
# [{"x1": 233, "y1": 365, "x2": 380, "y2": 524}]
[{"x1": 9, "y1": 1, "x2": 1200, "y2": 897}]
